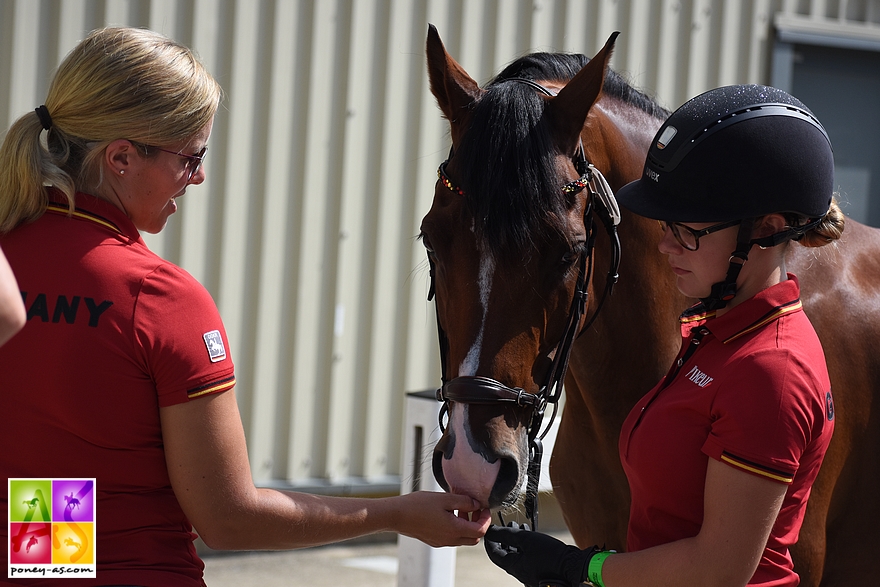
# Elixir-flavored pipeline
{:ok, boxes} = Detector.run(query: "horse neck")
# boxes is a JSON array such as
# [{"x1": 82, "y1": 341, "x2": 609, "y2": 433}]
[
  {"x1": 584, "y1": 97, "x2": 661, "y2": 189},
  {"x1": 571, "y1": 98, "x2": 688, "y2": 417}
]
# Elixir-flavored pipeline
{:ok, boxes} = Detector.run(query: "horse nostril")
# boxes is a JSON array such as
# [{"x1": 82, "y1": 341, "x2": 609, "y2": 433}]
[
  {"x1": 432, "y1": 439, "x2": 451, "y2": 492},
  {"x1": 435, "y1": 428, "x2": 455, "y2": 460},
  {"x1": 489, "y1": 454, "x2": 523, "y2": 507}
]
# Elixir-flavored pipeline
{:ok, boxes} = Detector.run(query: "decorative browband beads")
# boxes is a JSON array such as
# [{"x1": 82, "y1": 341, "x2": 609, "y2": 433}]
[
  {"x1": 562, "y1": 175, "x2": 590, "y2": 194},
  {"x1": 437, "y1": 162, "x2": 466, "y2": 196},
  {"x1": 438, "y1": 160, "x2": 590, "y2": 197}
]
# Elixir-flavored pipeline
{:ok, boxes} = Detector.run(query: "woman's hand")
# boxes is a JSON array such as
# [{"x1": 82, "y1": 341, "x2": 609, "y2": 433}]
[
  {"x1": 392, "y1": 491, "x2": 491, "y2": 547},
  {"x1": 484, "y1": 522, "x2": 599, "y2": 587},
  {"x1": 162, "y1": 390, "x2": 491, "y2": 550}
]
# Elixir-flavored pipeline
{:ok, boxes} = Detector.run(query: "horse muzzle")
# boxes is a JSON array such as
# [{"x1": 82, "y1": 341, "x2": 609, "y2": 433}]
[{"x1": 433, "y1": 376, "x2": 537, "y2": 508}]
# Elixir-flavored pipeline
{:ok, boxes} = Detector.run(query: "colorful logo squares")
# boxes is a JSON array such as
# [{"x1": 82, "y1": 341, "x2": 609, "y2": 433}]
[{"x1": 7, "y1": 478, "x2": 96, "y2": 579}]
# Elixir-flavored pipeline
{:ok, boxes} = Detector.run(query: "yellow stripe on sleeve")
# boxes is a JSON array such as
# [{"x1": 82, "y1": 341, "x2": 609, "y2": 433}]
[
  {"x1": 187, "y1": 377, "x2": 236, "y2": 399},
  {"x1": 720, "y1": 454, "x2": 794, "y2": 484}
]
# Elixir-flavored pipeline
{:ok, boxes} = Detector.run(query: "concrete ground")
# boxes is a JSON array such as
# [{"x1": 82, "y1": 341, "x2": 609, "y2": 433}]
[
  {"x1": 201, "y1": 496, "x2": 572, "y2": 587},
  {"x1": 202, "y1": 529, "x2": 574, "y2": 587}
]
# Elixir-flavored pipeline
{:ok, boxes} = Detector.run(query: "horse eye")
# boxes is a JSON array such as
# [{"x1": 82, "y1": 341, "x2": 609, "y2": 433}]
[{"x1": 561, "y1": 242, "x2": 586, "y2": 266}]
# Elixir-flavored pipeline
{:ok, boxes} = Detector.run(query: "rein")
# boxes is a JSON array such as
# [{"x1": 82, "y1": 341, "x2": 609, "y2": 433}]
[{"x1": 428, "y1": 79, "x2": 621, "y2": 530}]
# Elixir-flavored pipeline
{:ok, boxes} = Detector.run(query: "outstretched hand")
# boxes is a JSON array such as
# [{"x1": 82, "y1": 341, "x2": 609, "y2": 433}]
[
  {"x1": 484, "y1": 522, "x2": 599, "y2": 587},
  {"x1": 394, "y1": 491, "x2": 491, "y2": 547}
]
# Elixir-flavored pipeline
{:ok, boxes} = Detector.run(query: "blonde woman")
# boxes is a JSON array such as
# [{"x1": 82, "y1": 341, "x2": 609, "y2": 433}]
[{"x1": 0, "y1": 27, "x2": 488, "y2": 587}]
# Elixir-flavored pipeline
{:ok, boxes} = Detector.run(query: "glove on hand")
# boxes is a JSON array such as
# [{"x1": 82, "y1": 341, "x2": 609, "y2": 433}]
[{"x1": 484, "y1": 522, "x2": 600, "y2": 587}]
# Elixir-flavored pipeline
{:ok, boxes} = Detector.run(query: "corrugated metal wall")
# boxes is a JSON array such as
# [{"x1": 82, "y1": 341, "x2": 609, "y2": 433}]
[{"x1": 3, "y1": 0, "x2": 878, "y2": 492}]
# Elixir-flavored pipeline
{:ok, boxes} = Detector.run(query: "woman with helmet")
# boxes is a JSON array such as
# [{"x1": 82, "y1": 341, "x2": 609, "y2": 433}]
[{"x1": 483, "y1": 84, "x2": 842, "y2": 587}]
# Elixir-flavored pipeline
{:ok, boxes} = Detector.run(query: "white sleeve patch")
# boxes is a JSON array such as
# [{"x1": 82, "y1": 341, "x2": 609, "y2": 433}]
[{"x1": 203, "y1": 330, "x2": 227, "y2": 362}]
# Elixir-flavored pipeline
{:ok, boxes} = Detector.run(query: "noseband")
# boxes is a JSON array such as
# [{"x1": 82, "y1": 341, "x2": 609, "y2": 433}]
[{"x1": 427, "y1": 78, "x2": 622, "y2": 529}]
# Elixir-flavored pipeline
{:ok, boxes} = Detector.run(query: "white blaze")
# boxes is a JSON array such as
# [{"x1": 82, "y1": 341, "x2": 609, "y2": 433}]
[
  {"x1": 444, "y1": 248, "x2": 501, "y2": 507},
  {"x1": 458, "y1": 251, "x2": 494, "y2": 377},
  {"x1": 443, "y1": 403, "x2": 501, "y2": 506}
]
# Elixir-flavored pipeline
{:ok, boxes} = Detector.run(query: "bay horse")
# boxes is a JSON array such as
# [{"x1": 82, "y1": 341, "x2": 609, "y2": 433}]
[{"x1": 421, "y1": 25, "x2": 880, "y2": 587}]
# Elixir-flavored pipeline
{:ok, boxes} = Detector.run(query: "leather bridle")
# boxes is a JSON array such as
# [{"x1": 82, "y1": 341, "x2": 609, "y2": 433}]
[{"x1": 426, "y1": 78, "x2": 622, "y2": 529}]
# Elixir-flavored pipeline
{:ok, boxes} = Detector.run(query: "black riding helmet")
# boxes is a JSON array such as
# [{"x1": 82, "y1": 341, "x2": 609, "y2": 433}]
[{"x1": 617, "y1": 84, "x2": 834, "y2": 309}]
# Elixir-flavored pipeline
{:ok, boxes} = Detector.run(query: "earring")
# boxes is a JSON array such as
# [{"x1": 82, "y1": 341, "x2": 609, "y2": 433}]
[{"x1": 119, "y1": 170, "x2": 125, "y2": 175}]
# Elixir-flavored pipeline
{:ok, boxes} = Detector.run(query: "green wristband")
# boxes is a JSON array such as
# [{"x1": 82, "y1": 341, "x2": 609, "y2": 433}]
[{"x1": 585, "y1": 551, "x2": 614, "y2": 587}]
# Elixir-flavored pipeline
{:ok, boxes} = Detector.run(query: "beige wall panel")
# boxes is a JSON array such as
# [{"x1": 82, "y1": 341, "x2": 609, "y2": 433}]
[
  {"x1": 288, "y1": 0, "x2": 340, "y2": 484},
  {"x1": 328, "y1": 0, "x2": 378, "y2": 484},
  {"x1": 363, "y1": 0, "x2": 428, "y2": 483},
  {"x1": 248, "y1": 0, "x2": 303, "y2": 483}
]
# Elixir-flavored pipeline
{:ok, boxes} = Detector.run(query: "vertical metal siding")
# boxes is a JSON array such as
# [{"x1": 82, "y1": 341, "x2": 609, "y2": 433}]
[{"x1": 2, "y1": 0, "x2": 878, "y2": 493}]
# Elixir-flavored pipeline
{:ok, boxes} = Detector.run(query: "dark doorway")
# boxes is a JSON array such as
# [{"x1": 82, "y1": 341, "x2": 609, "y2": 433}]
[{"x1": 775, "y1": 42, "x2": 880, "y2": 227}]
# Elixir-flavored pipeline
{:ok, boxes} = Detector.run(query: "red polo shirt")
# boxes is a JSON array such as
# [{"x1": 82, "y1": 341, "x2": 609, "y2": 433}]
[
  {"x1": 619, "y1": 275, "x2": 834, "y2": 586},
  {"x1": 0, "y1": 192, "x2": 235, "y2": 586}
]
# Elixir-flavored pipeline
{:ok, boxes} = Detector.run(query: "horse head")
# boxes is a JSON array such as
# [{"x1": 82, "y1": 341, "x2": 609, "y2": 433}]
[{"x1": 421, "y1": 25, "x2": 619, "y2": 510}]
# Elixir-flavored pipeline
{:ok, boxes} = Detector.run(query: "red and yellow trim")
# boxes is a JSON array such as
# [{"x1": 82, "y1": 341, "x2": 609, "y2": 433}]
[
  {"x1": 720, "y1": 451, "x2": 795, "y2": 484},
  {"x1": 680, "y1": 309, "x2": 715, "y2": 325},
  {"x1": 45, "y1": 202, "x2": 123, "y2": 235},
  {"x1": 187, "y1": 375, "x2": 236, "y2": 399},
  {"x1": 722, "y1": 299, "x2": 802, "y2": 344}
]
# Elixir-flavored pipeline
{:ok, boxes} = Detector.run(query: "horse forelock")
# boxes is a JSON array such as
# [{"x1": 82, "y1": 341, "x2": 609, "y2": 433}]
[
  {"x1": 455, "y1": 81, "x2": 569, "y2": 259},
  {"x1": 452, "y1": 52, "x2": 669, "y2": 259}
]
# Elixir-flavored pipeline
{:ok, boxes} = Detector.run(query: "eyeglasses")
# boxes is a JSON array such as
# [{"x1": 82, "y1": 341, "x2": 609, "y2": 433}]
[
  {"x1": 131, "y1": 142, "x2": 208, "y2": 182},
  {"x1": 658, "y1": 219, "x2": 741, "y2": 251}
]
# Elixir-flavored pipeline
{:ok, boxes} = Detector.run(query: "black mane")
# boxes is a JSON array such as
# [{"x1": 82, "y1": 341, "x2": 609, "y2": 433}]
[
  {"x1": 454, "y1": 52, "x2": 668, "y2": 256},
  {"x1": 494, "y1": 53, "x2": 670, "y2": 121}
]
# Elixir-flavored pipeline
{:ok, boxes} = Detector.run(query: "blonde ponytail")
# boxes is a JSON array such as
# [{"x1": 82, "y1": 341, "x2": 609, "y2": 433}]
[
  {"x1": 797, "y1": 197, "x2": 845, "y2": 248},
  {"x1": 0, "y1": 112, "x2": 76, "y2": 233}
]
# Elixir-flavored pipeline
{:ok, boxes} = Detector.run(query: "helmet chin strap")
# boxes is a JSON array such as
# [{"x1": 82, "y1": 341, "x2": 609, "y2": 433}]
[
  {"x1": 698, "y1": 214, "x2": 823, "y2": 311},
  {"x1": 700, "y1": 218, "x2": 756, "y2": 311}
]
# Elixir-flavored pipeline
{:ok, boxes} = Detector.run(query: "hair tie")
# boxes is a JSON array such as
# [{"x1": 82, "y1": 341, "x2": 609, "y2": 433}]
[{"x1": 35, "y1": 105, "x2": 53, "y2": 131}]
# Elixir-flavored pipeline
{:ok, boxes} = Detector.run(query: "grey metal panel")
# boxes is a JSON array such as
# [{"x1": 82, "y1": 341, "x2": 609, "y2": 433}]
[{"x1": 776, "y1": 11, "x2": 880, "y2": 50}]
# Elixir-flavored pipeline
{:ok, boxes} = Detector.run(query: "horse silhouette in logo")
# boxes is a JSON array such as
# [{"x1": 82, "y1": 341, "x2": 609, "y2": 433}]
[
  {"x1": 26, "y1": 535, "x2": 38, "y2": 553},
  {"x1": 64, "y1": 492, "x2": 81, "y2": 511},
  {"x1": 64, "y1": 537, "x2": 82, "y2": 550},
  {"x1": 22, "y1": 497, "x2": 39, "y2": 509}
]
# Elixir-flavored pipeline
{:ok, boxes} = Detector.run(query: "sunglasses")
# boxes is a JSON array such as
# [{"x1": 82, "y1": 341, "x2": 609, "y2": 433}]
[
  {"x1": 131, "y1": 141, "x2": 208, "y2": 182},
  {"x1": 658, "y1": 219, "x2": 741, "y2": 251}
]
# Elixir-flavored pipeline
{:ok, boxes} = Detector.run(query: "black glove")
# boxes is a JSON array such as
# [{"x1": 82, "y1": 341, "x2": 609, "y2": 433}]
[{"x1": 484, "y1": 522, "x2": 600, "y2": 587}]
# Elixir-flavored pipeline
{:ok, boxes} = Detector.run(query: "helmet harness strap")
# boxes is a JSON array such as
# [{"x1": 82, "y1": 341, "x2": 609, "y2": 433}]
[
  {"x1": 700, "y1": 214, "x2": 826, "y2": 311},
  {"x1": 700, "y1": 218, "x2": 756, "y2": 311}
]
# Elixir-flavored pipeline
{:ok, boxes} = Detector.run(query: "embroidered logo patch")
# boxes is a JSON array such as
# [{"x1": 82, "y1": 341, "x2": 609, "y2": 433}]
[
  {"x1": 826, "y1": 390, "x2": 835, "y2": 421},
  {"x1": 686, "y1": 365, "x2": 714, "y2": 388},
  {"x1": 203, "y1": 330, "x2": 227, "y2": 363}
]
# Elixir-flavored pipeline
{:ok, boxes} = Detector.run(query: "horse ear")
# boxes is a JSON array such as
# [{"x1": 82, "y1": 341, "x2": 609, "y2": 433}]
[
  {"x1": 547, "y1": 32, "x2": 620, "y2": 155},
  {"x1": 426, "y1": 24, "x2": 484, "y2": 133}
]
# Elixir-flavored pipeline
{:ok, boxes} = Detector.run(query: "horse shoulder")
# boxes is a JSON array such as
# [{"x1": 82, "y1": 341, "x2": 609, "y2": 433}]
[
  {"x1": 791, "y1": 219, "x2": 880, "y2": 303},
  {"x1": 789, "y1": 218, "x2": 880, "y2": 417},
  {"x1": 788, "y1": 218, "x2": 880, "y2": 585}
]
